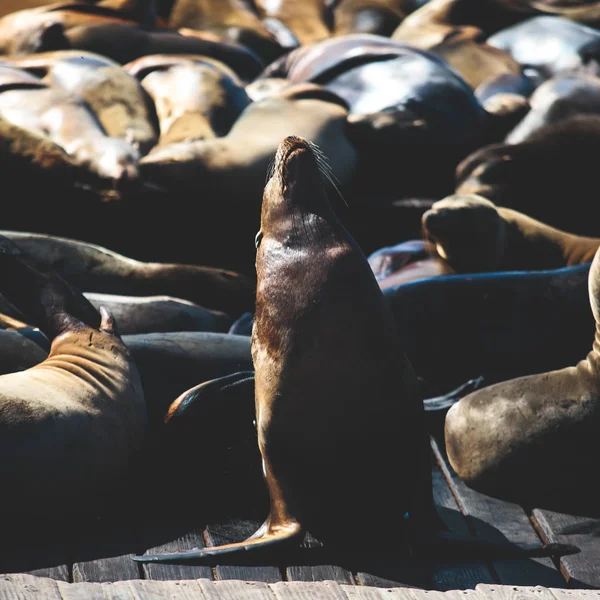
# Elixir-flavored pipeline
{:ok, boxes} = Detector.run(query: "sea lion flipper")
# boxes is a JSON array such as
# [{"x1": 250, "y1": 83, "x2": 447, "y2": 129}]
[
  {"x1": 423, "y1": 376, "x2": 485, "y2": 412},
  {"x1": 132, "y1": 520, "x2": 303, "y2": 564}
]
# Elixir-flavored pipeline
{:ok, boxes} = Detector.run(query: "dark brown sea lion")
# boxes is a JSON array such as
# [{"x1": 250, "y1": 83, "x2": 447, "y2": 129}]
[
  {"x1": 505, "y1": 72, "x2": 600, "y2": 143},
  {"x1": 139, "y1": 61, "x2": 250, "y2": 145},
  {"x1": 0, "y1": 231, "x2": 255, "y2": 317},
  {"x1": 444, "y1": 244, "x2": 600, "y2": 514},
  {"x1": 0, "y1": 64, "x2": 140, "y2": 190},
  {"x1": 254, "y1": 0, "x2": 332, "y2": 45},
  {"x1": 455, "y1": 114, "x2": 600, "y2": 237},
  {"x1": 167, "y1": 0, "x2": 284, "y2": 64},
  {"x1": 333, "y1": 0, "x2": 407, "y2": 37},
  {"x1": 0, "y1": 234, "x2": 147, "y2": 517},
  {"x1": 422, "y1": 194, "x2": 600, "y2": 273},
  {"x1": 0, "y1": 328, "x2": 49, "y2": 375},
  {"x1": 5, "y1": 50, "x2": 159, "y2": 154}
]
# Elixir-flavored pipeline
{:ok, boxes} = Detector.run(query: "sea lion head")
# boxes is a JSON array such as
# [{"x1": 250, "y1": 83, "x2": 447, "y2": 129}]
[{"x1": 422, "y1": 194, "x2": 506, "y2": 272}]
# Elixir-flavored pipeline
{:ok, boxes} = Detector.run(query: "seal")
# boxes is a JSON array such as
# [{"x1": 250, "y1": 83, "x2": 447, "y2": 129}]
[
  {"x1": 167, "y1": 0, "x2": 284, "y2": 64},
  {"x1": 422, "y1": 194, "x2": 600, "y2": 273},
  {"x1": 333, "y1": 0, "x2": 407, "y2": 37},
  {"x1": 139, "y1": 61, "x2": 250, "y2": 145},
  {"x1": 444, "y1": 244, "x2": 600, "y2": 514},
  {"x1": 132, "y1": 136, "x2": 572, "y2": 565},
  {"x1": 455, "y1": 114, "x2": 600, "y2": 237},
  {"x1": 505, "y1": 72, "x2": 600, "y2": 143},
  {"x1": 6, "y1": 50, "x2": 159, "y2": 155},
  {"x1": 0, "y1": 233, "x2": 147, "y2": 518},
  {"x1": 0, "y1": 64, "x2": 140, "y2": 192},
  {"x1": 0, "y1": 230, "x2": 255, "y2": 317},
  {"x1": 254, "y1": 0, "x2": 332, "y2": 45}
]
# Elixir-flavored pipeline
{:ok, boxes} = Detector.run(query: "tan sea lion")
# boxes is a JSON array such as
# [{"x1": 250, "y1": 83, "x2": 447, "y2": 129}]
[
  {"x1": 0, "y1": 231, "x2": 255, "y2": 317},
  {"x1": 422, "y1": 194, "x2": 600, "y2": 273},
  {"x1": 333, "y1": 0, "x2": 408, "y2": 36},
  {"x1": 0, "y1": 234, "x2": 147, "y2": 517},
  {"x1": 0, "y1": 64, "x2": 140, "y2": 190},
  {"x1": 139, "y1": 61, "x2": 250, "y2": 145},
  {"x1": 167, "y1": 0, "x2": 284, "y2": 64},
  {"x1": 254, "y1": 0, "x2": 332, "y2": 45},
  {"x1": 445, "y1": 244, "x2": 600, "y2": 513},
  {"x1": 5, "y1": 50, "x2": 159, "y2": 154}
]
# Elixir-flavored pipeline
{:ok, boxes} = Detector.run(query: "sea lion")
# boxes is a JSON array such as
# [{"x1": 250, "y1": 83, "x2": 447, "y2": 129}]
[
  {"x1": 0, "y1": 234, "x2": 147, "y2": 517},
  {"x1": 139, "y1": 61, "x2": 250, "y2": 145},
  {"x1": 444, "y1": 244, "x2": 600, "y2": 514},
  {"x1": 139, "y1": 85, "x2": 357, "y2": 203},
  {"x1": 5, "y1": 50, "x2": 159, "y2": 154},
  {"x1": 333, "y1": 0, "x2": 407, "y2": 36},
  {"x1": 0, "y1": 231, "x2": 255, "y2": 317},
  {"x1": 487, "y1": 16, "x2": 600, "y2": 81},
  {"x1": 167, "y1": 0, "x2": 284, "y2": 64},
  {"x1": 422, "y1": 194, "x2": 600, "y2": 273},
  {"x1": 254, "y1": 0, "x2": 332, "y2": 45},
  {"x1": 455, "y1": 114, "x2": 600, "y2": 236},
  {"x1": 133, "y1": 136, "x2": 576, "y2": 566},
  {"x1": 504, "y1": 72, "x2": 600, "y2": 143},
  {"x1": 0, "y1": 328, "x2": 49, "y2": 375},
  {"x1": 0, "y1": 65, "x2": 140, "y2": 190}
]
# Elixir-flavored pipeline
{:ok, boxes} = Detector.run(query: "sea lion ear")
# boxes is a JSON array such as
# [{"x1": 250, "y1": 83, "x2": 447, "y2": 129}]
[{"x1": 98, "y1": 306, "x2": 119, "y2": 337}]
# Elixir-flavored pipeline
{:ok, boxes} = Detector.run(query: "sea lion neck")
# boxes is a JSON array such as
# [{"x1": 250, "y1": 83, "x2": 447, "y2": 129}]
[{"x1": 260, "y1": 136, "x2": 341, "y2": 246}]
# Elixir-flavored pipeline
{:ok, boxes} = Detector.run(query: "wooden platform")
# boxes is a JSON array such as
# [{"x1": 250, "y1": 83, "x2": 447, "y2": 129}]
[
  {"x1": 3, "y1": 574, "x2": 600, "y2": 600},
  {"x1": 1, "y1": 434, "x2": 599, "y2": 591}
]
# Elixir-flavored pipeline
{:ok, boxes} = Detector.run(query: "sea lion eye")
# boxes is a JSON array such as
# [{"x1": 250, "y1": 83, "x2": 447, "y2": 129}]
[{"x1": 255, "y1": 231, "x2": 263, "y2": 249}]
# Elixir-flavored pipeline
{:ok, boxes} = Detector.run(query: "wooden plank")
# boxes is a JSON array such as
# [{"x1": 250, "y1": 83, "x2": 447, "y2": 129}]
[
  {"x1": 475, "y1": 584, "x2": 558, "y2": 600},
  {"x1": 431, "y1": 439, "x2": 566, "y2": 588},
  {"x1": 206, "y1": 521, "x2": 282, "y2": 583},
  {"x1": 0, "y1": 574, "x2": 61, "y2": 600},
  {"x1": 270, "y1": 581, "x2": 347, "y2": 600},
  {"x1": 57, "y1": 581, "x2": 105, "y2": 600},
  {"x1": 532, "y1": 510, "x2": 600, "y2": 589},
  {"x1": 215, "y1": 580, "x2": 275, "y2": 600},
  {"x1": 72, "y1": 555, "x2": 139, "y2": 584},
  {"x1": 340, "y1": 586, "x2": 390, "y2": 600},
  {"x1": 98, "y1": 581, "x2": 134, "y2": 600},
  {"x1": 27, "y1": 567, "x2": 69, "y2": 583},
  {"x1": 141, "y1": 530, "x2": 212, "y2": 581},
  {"x1": 550, "y1": 589, "x2": 600, "y2": 600},
  {"x1": 127, "y1": 580, "x2": 209, "y2": 600},
  {"x1": 285, "y1": 532, "x2": 354, "y2": 584}
]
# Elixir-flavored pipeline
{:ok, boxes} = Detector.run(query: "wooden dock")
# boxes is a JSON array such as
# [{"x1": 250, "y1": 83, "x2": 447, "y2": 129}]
[{"x1": 1, "y1": 433, "x2": 599, "y2": 592}]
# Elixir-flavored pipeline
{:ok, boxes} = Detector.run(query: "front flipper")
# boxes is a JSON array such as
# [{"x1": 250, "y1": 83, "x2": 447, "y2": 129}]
[
  {"x1": 423, "y1": 376, "x2": 485, "y2": 413},
  {"x1": 132, "y1": 519, "x2": 303, "y2": 565}
]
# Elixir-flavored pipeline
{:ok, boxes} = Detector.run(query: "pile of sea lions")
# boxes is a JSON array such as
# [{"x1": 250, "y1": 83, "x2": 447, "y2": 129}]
[{"x1": 5, "y1": 0, "x2": 600, "y2": 572}]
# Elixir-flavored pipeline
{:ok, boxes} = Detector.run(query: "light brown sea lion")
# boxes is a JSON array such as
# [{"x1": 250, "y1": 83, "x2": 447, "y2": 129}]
[
  {"x1": 0, "y1": 65, "x2": 140, "y2": 190},
  {"x1": 167, "y1": 0, "x2": 284, "y2": 64},
  {"x1": 0, "y1": 230, "x2": 255, "y2": 317},
  {"x1": 254, "y1": 0, "x2": 332, "y2": 45},
  {"x1": 139, "y1": 85, "x2": 357, "y2": 203},
  {"x1": 333, "y1": 0, "x2": 408, "y2": 36},
  {"x1": 422, "y1": 194, "x2": 600, "y2": 273},
  {"x1": 0, "y1": 234, "x2": 147, "y2": 518},
  {"x1": 139, "y1": 61, "x2": 250, "y2": 145},
  {"x1": 5, "y1": 50, "x2": 159, "y2": 154},
  {"x1": 444, "y1": 244, "x2": 600, "y2": 513},
  {"x1": 133, "y1": 136, "x2": 575, "y2": 565}
]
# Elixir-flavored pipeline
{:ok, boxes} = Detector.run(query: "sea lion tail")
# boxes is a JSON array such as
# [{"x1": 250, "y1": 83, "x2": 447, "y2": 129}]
[{"x1": 423, "y1": 376, "x2": 485, "y2": 413}]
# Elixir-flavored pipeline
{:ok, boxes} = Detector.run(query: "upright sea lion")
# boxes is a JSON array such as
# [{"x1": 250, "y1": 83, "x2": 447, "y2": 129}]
[
  {"x1": 0, "y1": 234, "x2": 147, "y2": 517},
  {"x1": 168, "y1": 0, "x2": 284, "y2": 64},
  {"x1": 445, "y1": 245, "x2": 600, "y2": 513},
  {"x1": 134, "y1": 136, "x2": 572, "y2": 565},
  {"x1": 254, "y1": 0, "x2": 332, "y2": 45},
  {"x1": 505, "y1": 72, "x2": 600, "y2": 143},
  {"x1": 487, "y1": 15, "x2": 600, "y2": 81},
  {"x1": 0, "y1": 65, "x2": 140, "y2": 190},
  {"x1": 422, "y1": 194, "x2": 600, "y2": 273},
  {"x1": 333, "y1": 0, "x2": 407, "y2": 37},
  {"x1": 140, "y1": 61, "x2": 250, "y2": 145},
  {"x1": 455, "y1": 114, "x2": 600, "y2": 236},
  {"x1": 0, "y1": 231, "x2": 255, "y2": 317},
  {"x1": 6, "y1": 50, "x2": 159, "y2": 154}
]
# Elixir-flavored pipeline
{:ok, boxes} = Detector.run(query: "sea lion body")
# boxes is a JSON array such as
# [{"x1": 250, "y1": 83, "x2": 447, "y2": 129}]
[
  {"x1": 0, "y1": 231, "x2": 255, "y2": 317},
  {"x1": 6, "y1": 50, "x2": 158, "y2": 154},
  {"x1": 444, "y1": 246, "x2": 600, "y2": 512},
  {"x1": 423, "y1": 194, "x2": 600, "y2": 273},
  {"x1": 333, "y1": 0, "x2": 407, "y2": 37},
  {"x1": 140, "y1": 62, "x2": 250, "y2": 145}
]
